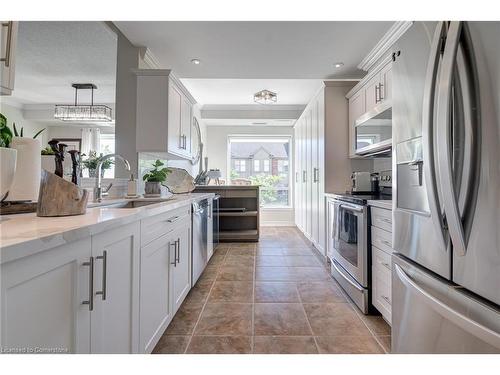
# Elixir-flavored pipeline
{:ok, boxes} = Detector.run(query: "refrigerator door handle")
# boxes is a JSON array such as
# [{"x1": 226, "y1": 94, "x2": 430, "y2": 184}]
[
  {"x1": 394, "y1": 264, "x2": 500, "y2": 349},
  {"x1": 422, "y1": 20, "x2": 448, "y2": 251},
  {"x1": 436, "y1": 21, "x2": 468, "y2": 256}
]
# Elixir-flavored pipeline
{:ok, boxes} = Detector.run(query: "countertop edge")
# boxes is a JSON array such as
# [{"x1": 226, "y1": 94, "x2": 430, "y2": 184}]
[{"x1": 0, "y1": 193, "x2": 214, "y2": 265}]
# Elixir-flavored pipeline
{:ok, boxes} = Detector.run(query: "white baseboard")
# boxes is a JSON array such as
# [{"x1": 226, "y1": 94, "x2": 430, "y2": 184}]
[{"x1": 260, "y1": 221, "x2": 296, "y2": 227}]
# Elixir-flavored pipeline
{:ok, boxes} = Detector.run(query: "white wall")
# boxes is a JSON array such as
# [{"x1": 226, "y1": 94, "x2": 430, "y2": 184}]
[
  {"x1": 206, "y1": 125, "x2": 295, "y2": 226},
  {"x1": 0, "y1": 103, "x2": 49, "y2": 146}
]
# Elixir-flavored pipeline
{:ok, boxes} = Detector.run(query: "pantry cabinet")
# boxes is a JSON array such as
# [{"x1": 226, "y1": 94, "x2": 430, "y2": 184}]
[
  {"x1": 135, "y1": 69, "x2": 196, "y2": 159},
  {"x1": 90, "y1": 223, "x2": 140, "y2": 354},
  {"x1": 1, "y1": 21, "x2": 18, "y2": 96}
]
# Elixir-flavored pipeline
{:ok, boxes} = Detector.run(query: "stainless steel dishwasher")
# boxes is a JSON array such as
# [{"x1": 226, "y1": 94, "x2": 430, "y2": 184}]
[{"x1": 192, "y1": 199, "x2": 209, "y2": 285}]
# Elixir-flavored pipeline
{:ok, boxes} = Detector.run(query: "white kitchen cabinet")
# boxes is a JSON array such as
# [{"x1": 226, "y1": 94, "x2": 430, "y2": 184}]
[
  {"x1": 90, "y1": 222, "x2": 140, "y2": 354},
  {"x1": 364, "y1": 73, "x2": 380, "y2": 112},
  {"x1": 170, "y1": 223, "x2": 191, "y2": 312},
  {"x1": 348, "y1": 89, "x2": 366, "y2": 158},
  {"x1": 0, "y1": 238, "x2": 92, "y2": 353},
  {"x1": 380, "y1": 62, "x2": 392, "y2": 103},
  {"x1": 139, "y1": 210, "x2": 192, "y2": 353},
  {"x1": 135, "y1": 69, "x2": 196, "y2": 159},
  {"x1": 1, "y1": 21, "x2": 18, "y2": 96}
]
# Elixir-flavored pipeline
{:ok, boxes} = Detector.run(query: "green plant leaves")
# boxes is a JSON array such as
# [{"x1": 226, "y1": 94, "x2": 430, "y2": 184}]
[
  {"x1": 143, "y1": 159, "x2": 172, "y2": 183},
  {"x1": 33, "y1": 128, "x2": 45, "y2": 139},
  {"x1": 0, "y1": 113, "x2": 13, "y2": 148}
]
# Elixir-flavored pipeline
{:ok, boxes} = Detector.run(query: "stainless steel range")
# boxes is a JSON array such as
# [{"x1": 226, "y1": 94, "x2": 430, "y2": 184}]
[{"x1": 328, "y1": 191, "x2": 391, "y2": 313}]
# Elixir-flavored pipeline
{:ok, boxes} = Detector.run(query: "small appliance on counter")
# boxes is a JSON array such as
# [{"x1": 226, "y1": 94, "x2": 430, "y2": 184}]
[{"x1": 351, "y1": 171, "x2": 372, "y2": 193}]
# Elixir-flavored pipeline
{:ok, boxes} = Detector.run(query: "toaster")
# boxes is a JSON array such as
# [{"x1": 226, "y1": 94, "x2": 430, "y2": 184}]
[{"x1": 351, "y1": 172, "x2": 372, "y2": 193}]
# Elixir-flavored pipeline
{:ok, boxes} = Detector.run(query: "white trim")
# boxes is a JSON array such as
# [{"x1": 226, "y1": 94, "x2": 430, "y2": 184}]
[
  {"x1": 346, "y1": 54, "x2": 393, "y2": 99},
  {"x1": 139, "y1": 47, "x2": 161, "y2": 69},
  {"x1": 357, "y1": 21, "x2": 413, "y2": 72},
  {"x1": 260, "y1": 221, "x2": 295, "y2": 227}
]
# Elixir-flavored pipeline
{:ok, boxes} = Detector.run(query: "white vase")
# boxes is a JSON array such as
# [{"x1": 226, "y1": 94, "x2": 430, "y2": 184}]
[
  {"x1": 6, "y1": 137, "x2": 41, "y2": 202},
  {"x1": 0, "y1": 147, "x2": 17, "y2": 200}
]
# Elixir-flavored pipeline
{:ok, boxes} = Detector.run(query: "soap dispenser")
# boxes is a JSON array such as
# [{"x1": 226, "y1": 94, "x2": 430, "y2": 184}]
[{"x1": 127, "y1": 173, "x2": 138, "y2": 197}]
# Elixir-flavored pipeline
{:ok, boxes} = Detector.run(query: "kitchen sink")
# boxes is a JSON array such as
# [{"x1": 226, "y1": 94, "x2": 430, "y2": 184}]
[{"x1": 99, "y1": 198, "x2": 174, "y2": 209}]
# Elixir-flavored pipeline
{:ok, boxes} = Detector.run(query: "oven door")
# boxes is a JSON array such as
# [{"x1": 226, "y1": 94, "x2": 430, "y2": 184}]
[{"x1": 331, "y1": 200, "x2": 368, "y2": 287}]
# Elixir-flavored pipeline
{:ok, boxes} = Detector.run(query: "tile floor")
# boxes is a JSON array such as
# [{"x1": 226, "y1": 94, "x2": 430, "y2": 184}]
[{"x1": 153, "y1": 227, "x2": 391, "y2": 354}]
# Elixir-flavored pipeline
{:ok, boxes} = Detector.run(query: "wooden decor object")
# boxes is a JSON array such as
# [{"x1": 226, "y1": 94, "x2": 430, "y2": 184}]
[{"x1": 37, "y1": 170, "x2": 88, "y2": 217}]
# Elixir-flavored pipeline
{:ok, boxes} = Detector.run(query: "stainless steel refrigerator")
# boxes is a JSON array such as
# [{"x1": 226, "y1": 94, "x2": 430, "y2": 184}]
[{"x1": 392, "y1": 21, "x2": 500, "y2": 353}]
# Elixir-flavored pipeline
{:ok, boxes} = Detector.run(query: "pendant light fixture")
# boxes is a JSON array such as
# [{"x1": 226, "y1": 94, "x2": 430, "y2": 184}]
[{"x1": 54, "y1": 83, "x2": 112, "y2": 122}]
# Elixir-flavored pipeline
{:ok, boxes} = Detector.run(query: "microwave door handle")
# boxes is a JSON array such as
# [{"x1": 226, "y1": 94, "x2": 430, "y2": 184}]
[
  {"x1": 436, "y1": 21, "x2": 467, "y2": 256},
  {"x1": 422, "y1": 20, "x2": 449, "y2": 252}
]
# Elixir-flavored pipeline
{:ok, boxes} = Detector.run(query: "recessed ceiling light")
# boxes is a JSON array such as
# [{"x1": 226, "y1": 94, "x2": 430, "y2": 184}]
[
  {"x1": 334, "y1": 62, "x2": 344, "y2": 68},
  {"x1": 191, "y1": 58, "x2": 201, "y2": 65}
]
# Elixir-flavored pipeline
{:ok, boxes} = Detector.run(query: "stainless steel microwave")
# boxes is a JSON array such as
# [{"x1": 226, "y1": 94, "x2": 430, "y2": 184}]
[{"x1": 355, "y1": 102, "x2": 392, "y2": 157}]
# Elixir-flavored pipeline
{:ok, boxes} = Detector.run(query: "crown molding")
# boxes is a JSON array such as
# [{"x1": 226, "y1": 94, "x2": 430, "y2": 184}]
[
  {"x1": 138, "y1": 47, "x2": 161, "y2": 69},
  {"x1": 357, "y1": 21, "x2": 413, "y2": 72}
]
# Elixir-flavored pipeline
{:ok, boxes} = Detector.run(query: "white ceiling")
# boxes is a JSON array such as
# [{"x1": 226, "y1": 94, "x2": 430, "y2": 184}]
[
  {"x1": 181, "y1": 78, "x2": 324, "y2": 105},
  {"x1": 115, "y1": 21, "x2": 393, "y2": 79},
  {"x1": 10, "y1": 21, "x2": 117, "y2": 105}
]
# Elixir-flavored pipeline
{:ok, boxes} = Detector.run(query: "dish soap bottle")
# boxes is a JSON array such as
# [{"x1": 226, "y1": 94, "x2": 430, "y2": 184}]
[{"x1": 127, "y1": 173, "x2": 138, "y2": 197}]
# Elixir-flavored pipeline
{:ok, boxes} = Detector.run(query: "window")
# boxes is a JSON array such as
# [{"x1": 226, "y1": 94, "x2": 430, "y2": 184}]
[
  {"x1": 253, "y1": 159, "x2": 260, "y2": 172},
  {"x1": 229, "y1": 136, "x2": 291, "y2": 208},
  {"x1": 99, "y1": 133, "x2": 115, "y2": 178},
  {"x1": 234, "y1": 159, "x2": 246, "y2": 172},
  {"x1": 263, "y1": 159, "x2": 270, "y2": 172}
]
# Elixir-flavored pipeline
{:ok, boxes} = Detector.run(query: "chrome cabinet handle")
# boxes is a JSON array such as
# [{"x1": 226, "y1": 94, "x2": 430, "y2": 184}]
[
  {"x1": 422, "y1": 21, "x2": 449, "y2": 253},
  {"x1": 302, "y1": 171, "x2": 307, "y2": 182},
  {"x1": 313, "y1": 168, "x2": 319, "y2": 183},
  {"x1": 82, "y1": 257, "x2": 94, "y2": 311},
  {"x1": 166, "y1": 215, "x2": 180, "y2": 223},
  {"x1": 1, "y1": 22, "x2": 13, "y2": 67},
  {"x1": 96, "y1": 250, "x2": 107, "y2": 301},
  {"x1": 379, "y1": 83, "x2": 384, "y2": 101},
  {"x1": 170, "y1": 241, "x2": 177, "y2": 266},
  {"x1": 436, "y1": 21, "x2": 468, "y2": 257},
  {"x1": 295, "y1": 172, "x2": 299, "y2": 183},
  {"x1": 176, "y1": 238, "x2": 180, "y2": 264},
  {"x1": 375, "y1": 84, "x2": 380, "y2": 103}
]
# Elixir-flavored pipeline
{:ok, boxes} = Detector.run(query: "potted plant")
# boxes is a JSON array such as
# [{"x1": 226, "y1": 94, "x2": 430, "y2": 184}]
[
  {"x1": 82, "y1": 151, "x2": 114, "y2": 178},
  {"x1": 142, "y1": 159, "x2": 171, "y2": 196},
  {"x1": 0, "y1": 113, "x2": 17, "y2": 200},
  {"x1": 1, "y1": 114, "x2": 45, "y2": 201}
]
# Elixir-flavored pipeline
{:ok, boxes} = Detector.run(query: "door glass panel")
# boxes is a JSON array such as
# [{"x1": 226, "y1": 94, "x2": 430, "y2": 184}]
[{"x1": 337, "y1": 207, "x2": 359, "y2": 267}]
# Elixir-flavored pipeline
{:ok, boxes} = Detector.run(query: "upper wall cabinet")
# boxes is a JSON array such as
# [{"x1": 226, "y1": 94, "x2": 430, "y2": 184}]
[
  {"x1": 135, "y1": 69, "x2": 196, "y2": 159},
  {"x1": 347, "y1": 59, "x2": 393, "y2": 158},
  {"x1": 1, "y1": 21, "x2": 18, "y2": 96}
]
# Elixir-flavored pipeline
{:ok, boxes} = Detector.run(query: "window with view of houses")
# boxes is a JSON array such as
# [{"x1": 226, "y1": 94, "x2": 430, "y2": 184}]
[{"x1": 229, "y1": 136, "x2": 291, "y2": 208}]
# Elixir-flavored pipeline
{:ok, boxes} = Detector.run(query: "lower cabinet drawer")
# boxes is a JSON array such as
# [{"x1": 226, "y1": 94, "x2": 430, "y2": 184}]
[
  {"x1": 372, "y1": 245, "x2": 392, "y2": 277},
  {"x1": 371, "y1": 206, "x2": 392, "y2": 232},
  {"x1": 371, "y1": 226, "x2": 393, "y2": 253},
  {"x1": 141, "y1": 205, "x2": 191, "y2": 246},
  {"x1": 372, "y1": 264, "x2": 392, "y2": 324}
]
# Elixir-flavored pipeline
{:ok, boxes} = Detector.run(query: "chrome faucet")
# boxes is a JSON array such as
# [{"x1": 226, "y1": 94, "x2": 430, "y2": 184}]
[{"x1": 93, "y1": 154, "x2": 131, "y2": 202}]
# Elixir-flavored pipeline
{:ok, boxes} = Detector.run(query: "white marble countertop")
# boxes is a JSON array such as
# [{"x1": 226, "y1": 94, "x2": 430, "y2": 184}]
[
  {"x1": 0, "y1": 193, "x2": 214, "y2": 264},
  {"x1": 367, "y1": 200, "x2": 392, "y2": 210}
]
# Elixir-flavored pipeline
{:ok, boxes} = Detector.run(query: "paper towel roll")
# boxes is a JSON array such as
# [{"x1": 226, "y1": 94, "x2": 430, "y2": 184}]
[{"x1": 7, "y1": 137, "x2": 41, "y2": 202}]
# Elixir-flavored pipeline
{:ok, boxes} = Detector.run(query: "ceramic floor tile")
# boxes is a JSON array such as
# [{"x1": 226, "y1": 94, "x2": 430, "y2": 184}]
[
  {"x1": 257, "y1": 248, "x2": 285, "y2": 256},
  {"x1": 315, "y1": 336, "x2": 384, "y2": 354},
  {"x1": 208, "y1": 253, "x2": 226, "y2": 266},
  {"x1": 256, "y1": 256, "x2": 288, "y2": 267},
  {"x1": 223, "y1": 255, "x2": 255, "y2": 267},
  {"x1": 217, "y1": 264, "x2": 254, "y2": 281},
  {"x1": 166, "y1": 303, "x2": 204, "y2": 335},
  {"x1": 152, "y1": 335, "x2": 191, "y2": 354},
  {"x1": 254, "y1": 282, "x2": 300, "y2": 303},
  {"x1": 186, "y1": 336, "x2": 252, "y2": 354},
  {"x1": 361, "y1": 315, "x2": 392, "y2": 336},
  {"x1": 281, "y1": 248, "x2": 315, "y2": 256},
  {"x1": 303, "y1": 303, "x2": 372, "y2": 336},
  {"x1": 194, "y1": 303, "x2": 253, "y2": 336},
  {"x1": 255, "y1": 266, "x2": 294, "y2": 281},
  {"x1": 377, "y1": 335, "x2": 392, "y2": 353},
  {"x1": 227, "y1": 247, "x2": 256, "y2": 257},
  {"x1": 297, "y1": 281, "x2": 347, "y2": 303},
  {"x1": 208, "y1": 281, "x2": 253, "y2": 303},
  {"x1": 254, "y1": 303, "x2": 312, "y2": 336},
  {"x1": 253, "y1": 336, "x2": 318, "y2": 354},
  {"x1": 285, "y1": 256, "x2": 323, "y2": 267},
  {"x1": 197, "y1": 265, "x2": 219, "y2": 282}
]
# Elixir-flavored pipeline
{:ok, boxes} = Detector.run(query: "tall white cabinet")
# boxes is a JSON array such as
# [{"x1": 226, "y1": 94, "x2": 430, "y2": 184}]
[
  {"x1": 1, "y1": 21, "x2": 18, "y2": 96},
  {"x1": 294, "y1": 82, "x2": 370, "y2": 256}
]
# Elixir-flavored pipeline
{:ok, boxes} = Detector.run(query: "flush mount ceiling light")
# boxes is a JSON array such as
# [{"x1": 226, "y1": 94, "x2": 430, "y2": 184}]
[
  {"x1": 254, "y1": 89, "x2": 277, "y2": 104},
  {"x1": 334, "y1": 62, "x2": 344, "y2": 68},
  {"x1": 54, "y1": 83, "x2": 112, "y2": 122},
  {"x1": 191, "y1": 58, "x2": 201, "y2": 65}
]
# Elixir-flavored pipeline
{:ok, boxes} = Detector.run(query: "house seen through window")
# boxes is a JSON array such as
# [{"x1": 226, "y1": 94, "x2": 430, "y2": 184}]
[{"x1": 229, "y1": 136, "x2": 291, "y2": 208}]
